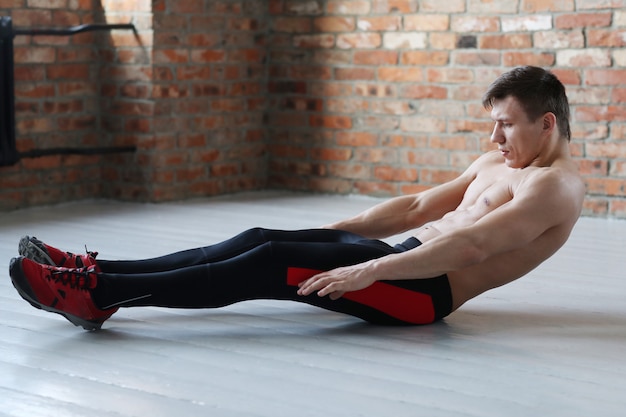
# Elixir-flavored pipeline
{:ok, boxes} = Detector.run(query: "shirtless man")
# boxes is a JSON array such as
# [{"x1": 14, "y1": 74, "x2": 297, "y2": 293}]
[{"x1": 9, "y1": 66, "x2": 585, "y2": 331}]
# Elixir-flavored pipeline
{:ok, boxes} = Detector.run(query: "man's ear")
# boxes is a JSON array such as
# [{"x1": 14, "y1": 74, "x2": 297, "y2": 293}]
[{"x1": 543, "y1": 112, "x2": 557, "y2": 135}]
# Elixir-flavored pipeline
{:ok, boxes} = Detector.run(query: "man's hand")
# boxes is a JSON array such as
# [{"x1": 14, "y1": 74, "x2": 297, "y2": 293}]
[{"x1": 297, "y1": 260, "x2": 378, "y2": 300}]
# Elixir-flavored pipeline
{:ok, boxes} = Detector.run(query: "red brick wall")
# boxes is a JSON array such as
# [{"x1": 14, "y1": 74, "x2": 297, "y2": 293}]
[
  {"x1": 266, "y1": 0, "x2": 626, "y2": 218},
  {"x1": 1, "y1": 0, "x2": 625, "y2": 218}
]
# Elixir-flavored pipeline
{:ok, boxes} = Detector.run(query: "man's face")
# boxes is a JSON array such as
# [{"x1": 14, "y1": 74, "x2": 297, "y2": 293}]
[{"x1": 489, "y1": 96, "x2": 545, "y2": 169}]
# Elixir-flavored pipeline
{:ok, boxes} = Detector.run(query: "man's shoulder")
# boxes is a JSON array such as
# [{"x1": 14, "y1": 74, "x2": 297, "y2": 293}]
[{"x1": 516, "y1": 164, "x2": 585, "y2": 215}]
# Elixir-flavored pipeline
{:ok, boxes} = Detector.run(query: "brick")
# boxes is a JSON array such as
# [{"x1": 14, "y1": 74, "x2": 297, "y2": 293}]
[
  {"x1": 479, "y1": 34, "x2": 532, "y2": 49},
  {"x1": 555, "y1": 12, "x2": 612, "y2": 29},
  {"x1": 272, "y1": 17, "x2": 312, "y2": 33},
  {"x1": 534, "y1": 30, "x2": 584, "y2": 48},
  {"x1": 16, "y1": 118, "x2": 55, "y2": 134},
  {"x1": 58, "y1": 47, "x2": 98, "y2": 63},
  {"x1": 11, "y1": 9, "x2": 51, "y2": 26},
  {"x1": 153, "y1": 49, "x2": 189, "y2": 64},
  {"x1": 449, "y1": 120, "x2": 493, "y2": 135},
  {"x1": 419, "y1": 0, "x2": 465, "y2": 12},
  {"x1": 522, "y1": 0, "x2": 574, "y2": 11},
  {"x1": 314, "y1": 16, "x2": 355, "y2": 32},
  {"x1": 551, "y1": 68, "x2": 581, "y2": 85},
  {"x1": 334, "y1": 67, "x2": 376, "y2": 81},
  {"x1": 310, "y1": 81, "x2": 352, "y2": 96},
  {"x1": 468, "y1": 0, "x2": 517, "y2": 13},
  {"x1": 374, "y1": 166, "x2": 418, "y2": 182},
  {"x1": 357, "y1": 16, "x2": 401, "y2": 31},
  {"x1": 400, "y1": 116, "x2": 446, "y2": 133},
  {"x1": 504, "y1": 51, "x2": 555, "y2": 67},
  {"x1": 383, "y1": 32, "x2": 426, "y2": 49},
  {"x1": 377, "y1": 67, "x2": 423, "y2": 82},
  {"x1": 429, "y1": 135, "x2": 476, "y2": 151},
  {"x1": 585, "y1": 177, "x2": 626, "y2": 197},
  {"x1": 289, "y1": 65, "x2": 333, "y2": 80},
  {"x1": 566, "y1": 87, "x2": 611, "y2": 105},
  {"x1": 293, "y1": 34, "x2": 335, "y2": 48},
  {"x1": 356, "y1": 115, "x2": 400, "y2": 131},
  {"x1": 588, "y1": 29, "x2": 626, "y2": 47},
  {"x1": 101, "y1": 0, "x2": 151, "y2": 12},
  {"x1": 371, "y1": 0, "x2": 418, "y2": 13},
  {"x1": 354, "y1": 50, "x2": 398, "y2": 65},
  {"x1": 42, "y1": 100, "x2": 83, "y2": 114},
  {"x1": 406, "y1": 149, "x2": 448, "y2": 166},
  {"x1": 190, "y1": 49, "x2": 227, "y2": 63},
  {"x1": 51, "y1": 10, "x2": 81, "y2": 27},
  {"x1": 15, "y1": 84, "x2": 55, "y2": 98},
  {"x1": 404, "y1": 14, "x2": 450, "y2": 31},
  {"x1": 0, "y1": 0, "x2": 25, "y2": 7},
  {"x1": 313, "y1": 50, "x2": 352, "y2": 64},
  {"x1": 420, "y1": 168, "x2": 462, "y2": 184},
  {"x1": 326, "y1": 0, "x2": 371, "y2": 15},
  {"x1": 283, "y1": 0, "x2": 324, "y2": 16},
  {"x1": 401, "y1": 51, "x2": 449, "y2": 66},
  {"x1": 20, "y1": 155, "x2": 61, "y2": 170},
  {"x1": 329, "y1": 163, "x2": 369, "y2": 180},
  {"x1": 429, "y1": 33, "x2": 458, "y2": 49},
  {"x1": 585, "y1": 69, "x2": 626, "y2": 85},
  {"x1": 400, "y1": 85, "x2": 448, "y2": 99},
  {"x1": 336, "y1": 131, "x2": 378, "y2": 147},
  {"x1": 281, "y1": 97, "x2": 324, "y2": 112},
  {"x1": 13, "y1": 46, "x2": 56, "y2": 64},
  {"x1": 309, "y1": 114, "x2": 353, "y2": 129},
  {"x1": 354, "y1": 83, "x2": 396, "y2": 97},
  {"x1": 576, "y1": 106, "x2": 626, "y2": 122},
  {"x1": 311, "y1": 148, "x2": 352, "y2": 161},
  {"x1": 577, "y1": 159, "x2": 608, "y2": 176},
  {"x1": 577, "y1": 0, "x2": 626, "y2": 10},
  {"x1": 426, "y1": 68, "x2": 473, "y2": 83},
  {"x1": 452, "y1": 51, "x2": 500, "y2": 66},
  {"x1": 502, "y1": 15, "x2": 552, "y2": 32},
  {"x1": 370, "y1": 100, "x2": 414, "y2": 115},
  {"x1": 586, "y1": 142, "x2": 626, "y2": 158},
  {"x1": 451, "y1": 16, "x2": 499, "y2": 32},
  {"x1": 352, "y1": 148, "x2": 398, "y2": 165},
  {"x1": 337, "y1": 33, "x2": 381, "y2": 49}
]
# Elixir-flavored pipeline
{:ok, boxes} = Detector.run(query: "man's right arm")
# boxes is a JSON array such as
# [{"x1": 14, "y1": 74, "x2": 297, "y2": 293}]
[{"x1": 324, "y1": 171, "x2": 475, "y2": 239}]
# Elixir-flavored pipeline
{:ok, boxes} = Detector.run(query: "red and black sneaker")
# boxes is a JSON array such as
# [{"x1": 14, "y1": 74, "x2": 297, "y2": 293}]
[
  {"x1": 18, "y1": 235, "x2": 98, "y2": 269},
  {"x1": 9, "y1": 257, "x2": 117, "y2": 330}
]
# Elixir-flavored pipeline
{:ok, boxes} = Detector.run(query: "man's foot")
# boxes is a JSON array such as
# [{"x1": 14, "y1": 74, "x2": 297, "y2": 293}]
[
  {"x1": 9, "y1": 257, "x2": 117, "y2": 330},
  {"x1": 19, "y1": 235, "x2": 98, "y2": 269}
]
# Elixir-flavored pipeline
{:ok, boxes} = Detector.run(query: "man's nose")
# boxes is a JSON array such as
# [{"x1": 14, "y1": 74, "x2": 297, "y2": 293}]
[{"x1": 490, "y1": 124, "x2": 504, "y2": 144}]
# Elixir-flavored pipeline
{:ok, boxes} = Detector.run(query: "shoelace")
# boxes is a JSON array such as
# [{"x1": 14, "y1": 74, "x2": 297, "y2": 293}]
[
  {"x1": 49, "y1": 267, "x2": 97, "y2": 290},
  {"x1": 60, "y1": 247, "x2": 98, "y2": 268}
]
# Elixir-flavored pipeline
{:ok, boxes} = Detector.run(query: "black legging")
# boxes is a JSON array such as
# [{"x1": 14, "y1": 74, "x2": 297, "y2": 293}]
[{"x1": 91, "y1": 228, "x2": 452, "y2": 325}]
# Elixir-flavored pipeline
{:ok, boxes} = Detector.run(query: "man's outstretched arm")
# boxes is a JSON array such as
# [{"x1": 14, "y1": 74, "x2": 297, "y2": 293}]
[{"x1": 324, "y1": 169, "x2": 475, "y2": 239}]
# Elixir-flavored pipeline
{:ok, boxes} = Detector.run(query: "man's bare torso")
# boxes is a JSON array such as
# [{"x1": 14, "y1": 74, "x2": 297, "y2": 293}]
[{"x1": 413, "y1": 151, "x2": 583, "y2": 310}]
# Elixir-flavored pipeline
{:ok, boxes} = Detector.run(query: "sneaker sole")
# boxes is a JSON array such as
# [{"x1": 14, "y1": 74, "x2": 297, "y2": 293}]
[
  {"x1": 9, "y1": 257, "x2": 105, "y2": 331},
  {"x1": 18, "y1": 236, "x2": 55, "y2": 266}
]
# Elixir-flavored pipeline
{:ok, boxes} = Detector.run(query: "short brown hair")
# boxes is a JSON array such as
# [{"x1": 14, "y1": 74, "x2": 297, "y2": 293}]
[{"x1": 482, "y1": 66, "x2": 571, "y2": 141}]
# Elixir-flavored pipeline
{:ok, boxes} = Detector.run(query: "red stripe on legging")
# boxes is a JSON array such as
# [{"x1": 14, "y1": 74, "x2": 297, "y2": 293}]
[{"x1": 286, "y1": 267, "x2": 435, "y2": 324}]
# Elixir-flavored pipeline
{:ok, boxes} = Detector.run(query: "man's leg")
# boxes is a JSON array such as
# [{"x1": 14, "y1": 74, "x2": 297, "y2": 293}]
[
  {"x1": 96, "y1": 228, "x2": 367, "y2": 274},
  {"x1": 92, "y1": 239, "x2": 452, "y2": 325}
]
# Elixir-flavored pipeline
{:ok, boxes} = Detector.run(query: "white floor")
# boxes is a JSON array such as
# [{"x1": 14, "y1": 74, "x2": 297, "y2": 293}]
[{"x1": 0, "y1": 191, "x2": 625, "y2": 417}]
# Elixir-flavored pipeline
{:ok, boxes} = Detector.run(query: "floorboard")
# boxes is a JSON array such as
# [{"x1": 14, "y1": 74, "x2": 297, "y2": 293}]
[{"x1": 1, "y1": 191, "x2": 625, "y2": 417}]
